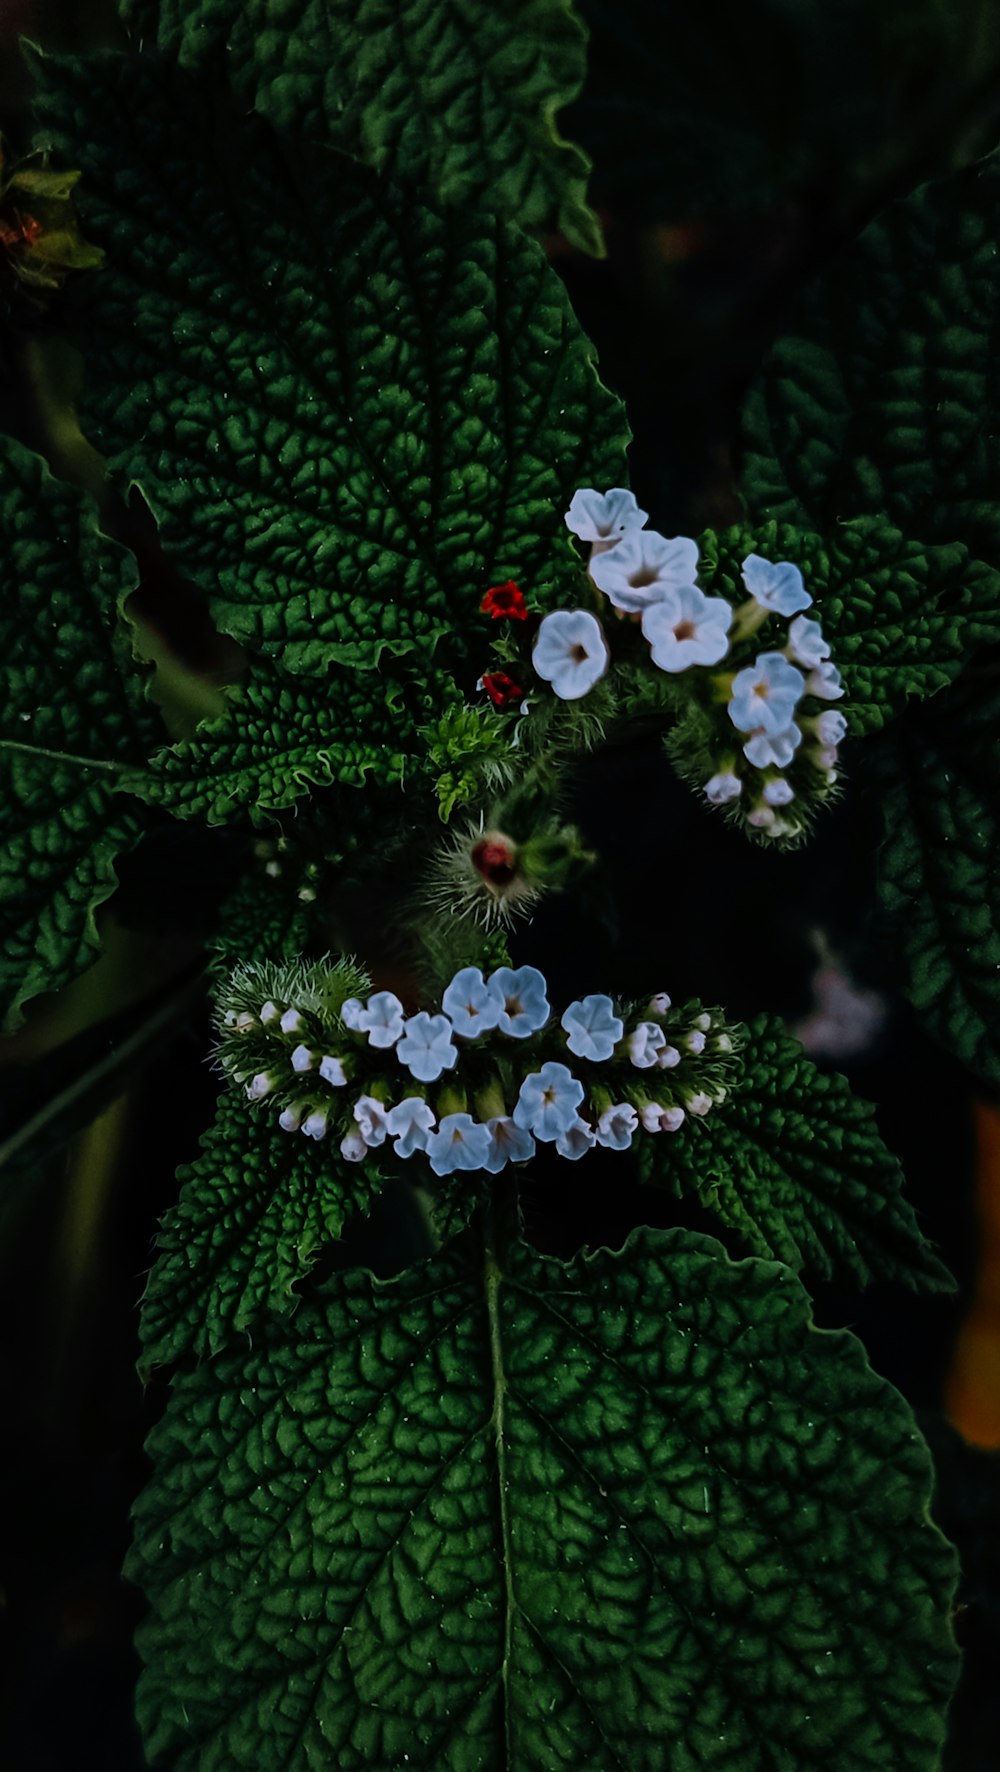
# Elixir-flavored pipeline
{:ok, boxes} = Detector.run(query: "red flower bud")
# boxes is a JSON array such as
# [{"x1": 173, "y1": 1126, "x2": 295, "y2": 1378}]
[
  {"x1": 471, "y1": 833, "x2": 519, "y2": 886},
  {"x1": 481, "y1": 580, "x2": 528, "y2": 621},
  {"x1": 480, "y1": 670, "x2": 523, "y2": 708}
]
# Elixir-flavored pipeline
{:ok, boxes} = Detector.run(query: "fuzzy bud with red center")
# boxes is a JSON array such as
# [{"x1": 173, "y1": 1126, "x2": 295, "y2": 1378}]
[
  {"x1": 481, "y1": 580, "x2": 528, "y2": 621},
  {"x1": 471, "y1": 830, "x2": 519, "y2": 887},
  {"x1": 480, "y1": 670, "x2": 524, "y2": 708}
]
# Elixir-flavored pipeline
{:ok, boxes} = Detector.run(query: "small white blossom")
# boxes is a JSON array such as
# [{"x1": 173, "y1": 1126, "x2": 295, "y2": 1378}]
[
  {"x1": 290, "y1": 1044, "x2": 315, "y2": 1073},
  {"x1": 426, "y1": 1113, "x2": 491, "y2": 1177},
  {"x1": 656, "y1": 1044, "x2": 681, "y2": 1070},
  {"x1": 685, "y1": 1029, "x2": 706, "y2": 1054},
  {"x1": 533, "y1": 609, "x2": 610, "y2": 700},
  {"x1": 640, "y1": 1101, "x2": 667, "y2": 1131},
  {"x1": 442, "y1": 966, "x2": 502, "y2": 1038},
  {"x1": 641, "y1": 585, "x2": 732, "y2": 671},
  {"x1": 280, "y1": 1007, "x2": 305, "y2": 1034},
  {"x1": 590, "y1": 528, "x2": 700, "y2": 614},
  {"x1": 816, "y1": 750, "x2": 838, "y2": 773},
  {"x1": 741, "y1": 554, "x2": 812, "y2": 616},
  {"x1": 483, "y1": 1117, "x2": 536, "y2": 1173},
  {"x1": 628, "y1": 1021, "x2": 666, "y2": 1068},
  {"x1": 488, "y1": 966, "x2": 550, "y2": 1038},
  {"x1": 743, "y1": 724, "x2": 802, "y2": 769},
  {"x1": 340, "y1": 997, "x2": 366, "y2": 1031},
  {"x1": 715, "y1": 1033, "x2": 734, "y2": 1053},
  {"x1": 728, "y1": 653, "x2": 805, "y2": 734},
  {"x1": 340, "y1": 1128, "x2": 368, "y2": 1162},
  {"x1": 555, "y1": 1118, "x2": 596, "y2": 1160},
  {"x1": 686, "y1": 1091, "x2": 713, "y2": 1117},
  {"x1": 661, "y1": 1106, "x2": 685, "y2": 1131},
  {"x1": 564, "y1": 487, "x2": 648, "y2": 550},
  {"x1": 807, "y1": 660, "x2": 845, "y2": 701},
  {"x1": 357, "y1": 990, "x2": 406, "y2": 1049},
  {"x1": 259, "y1": 1000, "x2": 280, "y2": 1026},
  {"x1": 816, "y1": 710, "x2": 848, "y2": 746},
  {"x1": 640, "y1": 1102, "x2": 685, "y2": 1133},
  {"x1": 246, "y1": 1072, "x2": 274, "y2": 1100},
  {"x1": 763, "y1": 778, "x2": 795, "y2": 807},
  {"x1": 319, "y1": 1054, "x2": 347, "y2": 1087},
  {"x1": 649, "y1": 992, "x2": 671, "y2": 1014},
  {"x1": 787, "y1": 615, "x2": 830, "y2": 668},
  {"x1": 691, "y1": 1013, "x2": 711, "y2": 1031},
  {"x1": 705, "y1": 772, "x2": 742, "y2": 805},
  {"x1": 302, "y1": 1107, "x2": 329, "y2": 1140},
  {"x1": 278, "y1": 1102, "x2": 307, "y2": 1133},
  {"x1": 395, "y1": 1011, "x2": 459, "y2": 1083},
  {"x1": 596, "y1": 1104, "x2": 638, "y2": 1149},
  {"x1": 561, "y1": 994, "x2": 623, "y2": 1062},
  {"x1": 353, "y1": 1095, "x2": 389, "y2": 1147},
  {"x1": 234, "y1": 1012, "x2": 256, "y2": 1032},
  {"x1": 386, "y1": 1097, "x2": 436, "y2": 1159},
  {"x1": 747, "y1": 805, "x2": 776, "y2": 829},
  {"x1": 513, "y1": 1062, "x2": 585, "y2": 1141}
]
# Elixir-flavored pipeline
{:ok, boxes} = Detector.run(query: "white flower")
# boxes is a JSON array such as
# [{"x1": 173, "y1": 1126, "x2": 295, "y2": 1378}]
[
  {"x1": 816, "y1": 710, "x2": 848, "y2": 746},
  {"x1": 685, "y1": 1029, "x2": 706, "y2": 1054},
  {"x1": 319, "y1": 1054, "x2": 347, "y2": 1087},
  {"x1": 640, "y1": 1102, "x2": 684, "y2": 1132},
  {"x1": 340, "y1": 1129, "x2": 368, "y2": 1162},
  {"x1": 259, "y1": 1000, "x2": 280, "y2": 1025},
  {"x1": 564, "y1": 486, "x2": 648, "y2": 550},
  {"x1": 532, "y1": 609, "x2": 610, "y2": 700},
  {"x1": 686, "y1": 1091, "x2": 713, "y2": 1116},
  {"x1": 590, "y1": 528, "x2": 700, "y2": 614},
  {"x1": 246, "y1": 1072, "x2": 274, "y2": 1100},
  {"x1": 290, "y1": 1044, "x2": 315, "y2": 1073},
  {"x1": 340, "y1": 997, "x2": 366, "y2": 1031},
  {"x1": 302, "y1": 1107, "x2": 329, "y2": 1140},
  {"x1": 280, "y1": 1007, "x2": 305, "y2": 1034},
  {"x1": 649, "y1": 992, "x2": 671, "y2": 1014},
  {"x1": 386, "y1": 1097, "x2": 436, "y2": 1158},
  {"x1": 656, "y1": 1044, "x2": 681, "y2": 1069},
  {"x1": 743, "y1": 724, "x2": 802, "y2": 769},
  {"x1": 705, "y1": 772, "x2": 742, "y2": 805},
  {"x1": 741, "y1": 554, "x2": 812, "y2": 616},
  {"x1": 233, "y1": 1012, "x2": 256, "y2": 1032},
  {"x1": 747, "y1": 805, "x2": 776, "y2": 829},
  {"x1": 596, "y1": 1104, "x2": 638, "y2": 1149},
  {"x1": 488, "y1": 966, "x2": 550, "y2": 1037},
  {"x1": 555, "y1": 1118, "x2": 596, "y2": 1160},
  {"x1": 560, "y1": 994, "x2": 623, "y2": 1062},
  {"x1": 728, "y1": 653, "x2": 805, "y2": 734},
  {"x1": 395, "y1": 1011, "x2": 459, "y2": 1083},
  {"x1": 483, "y1": 1117, "x2": 536, "y2": 1173},
  {"x1": 807, "y1": 660, "x2": 844, "y2": 701},
  {"x1": 691, "y1": 1012, "x2": 711, "y2": 1031},
  {"x1": 513, "y1": 1061, "x2": 585, "y2": 1141},
  {"x1": 357, "y1": 990, "x2": 406, "y2": 1049},
  {"x1": 426, "y1": 1113, "x2": 491, "y2": 1177},
  {"x1": 641, "y1": 586, "x2": 732, "y2": 670},
  {"x1": 787, "y1": 615, "x2": 830, "y2": 668},
  {"x1": 628, "y1": 1021, "x2": 666, "y2": 1068},
  {"x1": 353, "y1": 1095, "x2": 389, "y2": 1147},
  {"x1": 762, "y1": 779, "x2": 795, "y2": 807},
  {"x1": 442, "y1": 966, "x2": 502, "y2": 1037},
  {"x1": 278, "y1": 1102, "x2": 306, "y2": 1133}
]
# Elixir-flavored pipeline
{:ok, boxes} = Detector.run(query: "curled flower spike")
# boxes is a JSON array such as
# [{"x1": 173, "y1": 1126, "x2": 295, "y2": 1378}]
[
  {"x1": 513, "y1": 1061, "x2": 585, "y2": 1141},
  {"x1": 628, "y1": 1022, "x2": 666, "y2": 1068},
  {"x1": 564, "y1": 486, "x2": 648, "y2": 550},
  {"x1": 483, "y1": 1116, "x2": 536, "y2": 1172},
  {"x1": 532, "y1": 609, "x2": 609, "y2": 700},
  {"x1": 641, "y1": 586, "x2": 732, "y2": 671},
  {"x1": 740, "y1": 554, "x2": 812, "y2": 616},
  {"x1": 556, "y1": 1118, "x2": 596, "y2": 1160},
  {"x1": 729, "y1": 653, "x2": 805, "y2": 735},
  {"x1": 481, "y1": 580, "x2": 528, "y2": 620},
  {"x1": 596, "y1": 1104, "x2": 638, "y2": 1149},
  {"x1": 561, "y1": 994, "x2": 623, "y2": 1062},
  {"x1": 743, "y1": 725, "x2": 802, "y2": 769},
  {"x1": 396, "y1": 1011, "x2": 459, "y2": 1083},
  {"x1": 787, "y1": 615, "x2": 830, "y2": 669},
  {"x1": 356, "y1": 991, "x2": 405, "y2": 1049},
  {"x1": 488, "y1": 966, "x2": 550, "y2": 1037},
  {"x1": 590, "y1": 529, "x2": 699, "y2": 614},
  {"x1": 426, "y1": 1114, "x2": 491, "y2": 1177},
  {"x1": 386, "y1": 1097, "x2": 436, "y2": 1158},
  {"x1": 808, "y1": 660, "x2": 845, "y2": 701},
  {"x1": 443, "y1": 966, "x2": 503, "y2": 1038}
]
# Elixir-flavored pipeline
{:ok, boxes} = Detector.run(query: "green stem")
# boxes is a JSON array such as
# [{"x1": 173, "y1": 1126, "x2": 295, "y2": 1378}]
[
  {"x1": 0, "y1": 738, "x2": 138, "y2": 775},
  {"x1": 484, "y1": 1184, "x2": 517, "y2": 1764}
]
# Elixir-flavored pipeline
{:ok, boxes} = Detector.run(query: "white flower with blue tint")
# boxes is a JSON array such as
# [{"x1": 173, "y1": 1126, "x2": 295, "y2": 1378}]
[
  {"x1": 533, "y1": 609, "x2": 610, "y2": 700},
  {"x1": 386, "y1": 1097, "x2": 436, "y2": 1158},
  {"x1": 596, "y1": 1104, "x2": 638, "y2": 1149},
  {"x1": 513, "y1": 1062, "x2": 585, "y2": 1141},
  {"x1": 396, "y1": 1011, "x2": 459, "y2": 1082},
  {"x1": 442, "y1": 966, "x2": 502, "y2": 1037},
  {"x1": 640, "y1": 1103, "x2": 685, "y2": 1132},
  {"x1": 590, "y1": 528, "x2": 700, "y2": 614},
  {"x1": 741, "y1": 554, "x2": 812, "y2": 616},
  {"x1": 302, "y1": 1107, "x2": 329, "y2": 1141},
  {"x1": 649, "y1": 992, "x2": 671, "y2": 1014},
  {"x1": 728, "y1": 653, "x2": 805, "y2": 734},
  {"x1": 278, "y1": 1102, "x2": 307, "y2": 1133},
  {"x1": 488, "y1": 966, "x2": 550, "y2": 1037},
  {"x1": 483, "y1": 1117, "x2": 537, "y2": 1172},
  {"x1": 564, "y1": 487, "x2": 648, "y2": 550},
  {"x1": 807, "y1": 660, "x2": 845, "y2": 701},
  {"x1": 319, "y1": 1054, "x2": 347, "y2": 1087},
  {"x1": 353, "y1": 1095, "x2": 389, "y2": 1147},
  {"x1": 290, "y1": 1044, "x2": 315, "y2": 1073},
  {"x1": 556, "y1": 1118, "x2": 596, "y2": 1160},
  {"x1": 656, "y1": 1044, "x2": 681, "y2": 1069},
  {"x1": 560, "y1": 995, "x2": 623, "y2": 1062},
  {"x1": 357, "y1": 990, "x2": 406, "y2": 1049},
  {"x1": 339, "y1": 997, "x2": 366, "y2": 1031},
  {"x1": 280, "y1": 1007, "x2": 305, "y2": 1034},
  {"x1": 704, "y1": 772, "x2": 742, "y2": 805},
  {"x1": 426, "y1": 1113, "x2": 491, "y2": 1177},
  {"x1": 743, "y1": 723, "x2": 802, "y2": 769},
  {"x1": 628, "y1": 1021, "x2": 666, "y2": 1068},
  {"x1": 340, "y1": 1128, "x2": 367, "y2": 1161},
  {"x1": 816, "y1": 710, "x2": 848, "y2": 746},
  {"x1": 787, "y1": 614, "x2": 830, "y2": 669},
  {"x1": 763, "y1": 779, "x2": 795, "y2": 807},
  {"x1": 641, "y1": 585, "x2": 732, "y2": 670}
]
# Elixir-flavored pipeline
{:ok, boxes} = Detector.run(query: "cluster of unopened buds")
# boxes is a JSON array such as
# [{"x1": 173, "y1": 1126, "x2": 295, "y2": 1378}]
[{"x1": 220, "y1": 963, "x2": 738, "y2": 1179}]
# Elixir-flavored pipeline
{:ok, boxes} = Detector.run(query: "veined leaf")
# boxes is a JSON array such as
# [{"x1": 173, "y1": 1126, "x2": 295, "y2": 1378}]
[
  {"x1": 638, "y1": 1014, "x2": 952, "y2": 1290},
  {"x1": 119, "y1": 0, "x2": 603, "y2": 253},
  {"x1": 0, "y1": 435, "x2": 158, "y2": 1029},
  {"x1": 34, "y1": 51, "x2": 626, "y2": 681},
  {"x1": 131, "y1": 1223, "x2": 959, "y2": 1768}
]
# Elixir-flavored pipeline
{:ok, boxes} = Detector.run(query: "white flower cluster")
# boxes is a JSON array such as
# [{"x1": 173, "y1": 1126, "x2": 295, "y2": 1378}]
[
  {"x1": 532, "y1": 488, "x2": 731, "y2": 700},
  {"x1": 705, "y1": 554, "x2": 847, "y2": 837},
  {"x1": 221, "y1": 965, "x2": 738, "y2": 1180}
]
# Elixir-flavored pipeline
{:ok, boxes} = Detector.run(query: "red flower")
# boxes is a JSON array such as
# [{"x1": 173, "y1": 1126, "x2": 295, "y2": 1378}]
[
  {"x1": 481, "y1": 580, "x2": 528, "y2": 621},
  {"x1": 480, "y1": 671, "x2": 523, "y2": 708},
  {"x1": 471, "y1": 834, "x2": 518, "y2": 886}
]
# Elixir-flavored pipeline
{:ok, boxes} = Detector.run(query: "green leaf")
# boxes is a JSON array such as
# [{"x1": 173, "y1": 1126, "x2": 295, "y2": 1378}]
[
  {"x1": 130, "y1": 1223, "x2": 958, "y2": 1768},
  {"x1": 119, "y1": 0, "x2": 602, "y2": 253},
  {"x1": 0, "y1": 435, "x2": 158, "y2": 1029},
  {"x1": 139, "y1": 1089, "x2": 387, "y2": 1370},
  {"x1": 34, "y1": 50, "x2": 626, "y2": 681},
  {"x1": 640, "y1": 1014, "x2": 952, "y2": 1291},
  {"x1": 741, "y1": 147, "x2": 1000, "y2": 561},
  {"x1": 875, "y1": 681, "x2": 1000, "y2": 1086}
]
